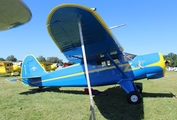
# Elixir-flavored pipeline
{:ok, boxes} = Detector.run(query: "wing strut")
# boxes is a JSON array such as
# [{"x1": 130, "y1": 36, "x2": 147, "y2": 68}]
[
  {"x1": 106, "y1": 53, "x2": 128, "y2": 82},
  {"x1": 78, "y1": 20, "x2": 96, "y2": 120}
]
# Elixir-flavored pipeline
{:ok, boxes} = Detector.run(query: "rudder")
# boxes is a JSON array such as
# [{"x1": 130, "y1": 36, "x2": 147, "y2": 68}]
[{"x1": 21, "y1": 54, "x2": 46, "y2": 78}]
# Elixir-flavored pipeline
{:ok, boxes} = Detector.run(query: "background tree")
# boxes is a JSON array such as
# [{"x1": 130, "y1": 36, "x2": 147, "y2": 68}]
[
  {"x1": 37, "y1": 56, "x2": 46, "y2": 62},
  {"x1": 164, "y1": 52, "x2": 177, "y2": 67},
  {"x1": 47, "y1": 57, "x2": 63, "y2": 65},
  {"x1": 0, "y1": 57, "x2": 5, "y2": 61},
  {"x1": 6, "y1": 55, "x2": 17, "y2": 62}
]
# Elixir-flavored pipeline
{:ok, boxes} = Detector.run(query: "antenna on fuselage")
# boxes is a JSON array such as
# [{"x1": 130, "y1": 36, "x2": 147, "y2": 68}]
[{"x1": 109, "y1": 24, "x2": 126, "y2": 30}]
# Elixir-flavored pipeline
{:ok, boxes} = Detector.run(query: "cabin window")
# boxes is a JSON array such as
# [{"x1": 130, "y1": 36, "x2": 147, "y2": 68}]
[
  {"x1": 96, "y1": 60, "x2": 112, "y2": 67},
  {"x1": 106, "y1": 58, "x2": 120, "y2": 66},
  {"x1": 120, "y1": 55, "x2": 131, "y2": 62},
  {"x1": 110, "y1": 50, "x2": 117, "y2": 55},
  {"x1": 107, "y1": 60, "x2": 111, "y2": 66},
  {"x1": 124, "y1": 52, "x2": 137, "y2": 60},
  {"x1": 100, "y1": 54, "x2": 104, "y2": 58},
  {"x1": 97, "y1": 60, "x2": 106, "y2": 67},
  {"x1": 113, "y1": 58, "x2": 120, "y2": 64}
]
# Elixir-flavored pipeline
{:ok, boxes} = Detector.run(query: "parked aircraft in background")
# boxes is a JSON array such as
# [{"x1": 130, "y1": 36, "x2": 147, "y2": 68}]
[
  {"x1": 0, "y1": 61, "x2": 13, "y2": 75},
  {"x1": 18, "y1": 4, "x2": 165, "y2": 104},
  {"x1": 40, "y1": 62, "x2": 59, "y2": 72},
  {"x1": 0, "y1": 61, "x2": 21, "y2": 76},
  {"x1": 12, "y1": 62, "x2": 22, "y2": 75},
  {"x1": 0, "y1": 61, "x2": 59, "y2": 76}
]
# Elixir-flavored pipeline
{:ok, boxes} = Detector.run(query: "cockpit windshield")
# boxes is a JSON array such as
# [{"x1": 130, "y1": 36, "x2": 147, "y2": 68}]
[{"x1": 124, "y1": 52, "x2": 137, "y2": 60}]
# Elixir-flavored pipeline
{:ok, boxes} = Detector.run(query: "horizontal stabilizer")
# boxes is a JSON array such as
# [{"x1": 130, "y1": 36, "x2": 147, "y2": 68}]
[{"x1": 6, "y1": 77, "x2": 21, "y2": 82}]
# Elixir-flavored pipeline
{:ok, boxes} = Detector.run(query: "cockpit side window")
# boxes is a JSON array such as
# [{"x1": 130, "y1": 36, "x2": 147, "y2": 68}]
[
  {"x1": 110, "y1": 50, "x2": 117, "y2": 55},
  {"x1": 96, "y1": 60, "x2": 106, "y2": 67},
  {"x1": 124, "y1": 52, "x2": 137, "y2": 60}
]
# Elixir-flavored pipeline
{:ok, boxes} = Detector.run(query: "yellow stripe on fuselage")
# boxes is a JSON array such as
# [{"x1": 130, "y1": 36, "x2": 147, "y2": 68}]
[
  {"x1": 31, "y1": 66, "x2": 118, "y2": 84},
  {"x1": 32, "y1": 72, "x2": 84, "y2": 84},
  {"x1": 31, "y1": 62, "x2": 140, "y2": 84},
  {"x1": 119, "y1": 63, "x2": 131, "y2": 72}
]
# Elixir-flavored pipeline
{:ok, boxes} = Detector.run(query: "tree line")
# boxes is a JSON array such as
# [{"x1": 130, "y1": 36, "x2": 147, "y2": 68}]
[
  {"x1": 164, "y1": 52, "x2": 177, "y2": 67},
  {"x1": 0, "y1": 55, "x2": 64, "y2": 65}
]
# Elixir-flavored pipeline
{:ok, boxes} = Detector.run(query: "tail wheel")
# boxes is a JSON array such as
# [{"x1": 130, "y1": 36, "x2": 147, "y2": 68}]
[{"x1": 127, "y1": 91, "x2": 142, "y2": 104}]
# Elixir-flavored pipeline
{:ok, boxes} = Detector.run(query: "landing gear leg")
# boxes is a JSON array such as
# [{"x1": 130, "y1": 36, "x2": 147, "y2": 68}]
[
  {"x1": 37, "y1": 86, "x2": 44, "y2": 92},
  {"x1": 120, "y1": 81, "x2": 142, "y2": 104},
  {"x1": 136, "y1": 85, "x2": 142, "y2": 94}
]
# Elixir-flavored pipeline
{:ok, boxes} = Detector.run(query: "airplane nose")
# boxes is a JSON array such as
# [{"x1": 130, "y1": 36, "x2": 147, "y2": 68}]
[
  {"x1": 158, "y1": 53, "x2": 166, "y2": 75},
  {"x1": 143, "y1": 52, "x2": 166, "y2": 79}
]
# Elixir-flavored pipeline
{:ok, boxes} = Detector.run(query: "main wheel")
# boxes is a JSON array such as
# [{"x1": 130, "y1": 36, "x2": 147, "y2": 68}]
[
  {"x1": 136, "y1": 85, "x2": 142, "y2": 94},
  {"x1": 127, "y1": 91, "x2": 142, "y2": 104},
  {"x1": 39, "y1": 86, "x2": 44, "y2": 89}
]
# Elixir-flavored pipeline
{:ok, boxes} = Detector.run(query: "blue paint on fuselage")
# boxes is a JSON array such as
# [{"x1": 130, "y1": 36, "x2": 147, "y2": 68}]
[
  {"x1": 22, "y1": 52, "x2": 165, "y2": 89},
  {"x1": 28, "y1": 63, "x2": 122, "y2": 87}
]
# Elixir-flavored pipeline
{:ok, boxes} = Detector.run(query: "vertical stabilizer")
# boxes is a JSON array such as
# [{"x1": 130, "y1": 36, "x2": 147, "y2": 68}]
[{"x1": 21, "y1": 54, "x2": 46, "y2": 78}]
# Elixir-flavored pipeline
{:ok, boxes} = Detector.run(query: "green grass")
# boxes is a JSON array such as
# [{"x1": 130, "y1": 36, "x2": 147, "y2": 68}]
[{"x1": 0, "y1": 71, "x2": 177, "y2": 120}]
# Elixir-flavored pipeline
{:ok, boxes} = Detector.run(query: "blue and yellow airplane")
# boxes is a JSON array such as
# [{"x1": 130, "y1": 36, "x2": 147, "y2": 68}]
[{"x1": 20, "y1": 4, "x2": 165, "y2": 104}]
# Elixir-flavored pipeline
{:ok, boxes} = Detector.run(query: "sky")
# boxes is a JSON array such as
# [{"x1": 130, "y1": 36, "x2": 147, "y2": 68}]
[{"x1": 1, "y1": 0, "x2": 177, "y2": 62}]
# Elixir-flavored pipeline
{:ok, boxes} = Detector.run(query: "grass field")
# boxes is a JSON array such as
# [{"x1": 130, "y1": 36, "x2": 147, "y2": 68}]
[{"x1": 0, "y1": 71, "x2": 177, "y2": 120}]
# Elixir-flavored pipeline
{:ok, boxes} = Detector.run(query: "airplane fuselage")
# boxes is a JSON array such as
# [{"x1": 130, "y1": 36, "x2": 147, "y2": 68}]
[{"x1": 22, "y1": 52, "x2": 165, "y2": 90}]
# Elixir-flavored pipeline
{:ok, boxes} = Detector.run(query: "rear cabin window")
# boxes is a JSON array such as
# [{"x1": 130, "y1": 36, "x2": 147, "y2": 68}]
[
  {"x1": 110, "y1": 50, "x2": 117, "y2": 55},
  {"x1": 97, "y1": 60, "x2": 106, "y2": 67},
  {"x1": 96, "y1": 59, "x2": 118, "y2": 67}
]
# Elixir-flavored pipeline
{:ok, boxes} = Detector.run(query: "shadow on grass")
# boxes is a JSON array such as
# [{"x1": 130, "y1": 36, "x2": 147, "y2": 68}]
[
  {"x1": 19, "y1": 83, "x2": 174, "y2": 120},
  {"x1": 19, "y1": 84, "x2": 144, "y2": 119},
  {"x1": 93, "y1": 85, "x2": 144, "y2": 120},
  {"x1": 93, "y1": 86, "x2": 174, "y2": 120},
  {"x1": 19, "y1": 87, "x2": 86, "y2": 95},
  {"x1": 142, "y1": 92, "x2": 175, "y2": 98},
  {"x1": 19, "y1": 87, "x2": 61, "y2": 94}
]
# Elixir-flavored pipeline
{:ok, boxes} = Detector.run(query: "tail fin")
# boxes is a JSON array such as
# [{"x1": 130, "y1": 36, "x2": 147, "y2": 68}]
[{"x1": 21, "y1": 54, "x2": 46, "y2": 78}]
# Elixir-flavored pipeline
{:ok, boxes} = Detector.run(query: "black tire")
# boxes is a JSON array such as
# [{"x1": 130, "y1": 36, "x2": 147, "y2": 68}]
[
  {"x1": 39, "y1": 86, "x2": 43, "y2": 89},
  {"x1": 127, "y1": 91, "x2": 142, "y2": 104},
  {"x1": 136, "y1": 85, "x2": 142, "y2": 94}
]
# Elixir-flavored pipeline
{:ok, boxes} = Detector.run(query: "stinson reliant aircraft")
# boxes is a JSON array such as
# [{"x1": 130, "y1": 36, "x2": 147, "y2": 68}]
[{"x1": 20, "y1": 4, "x2": 165, "y2": 104}]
